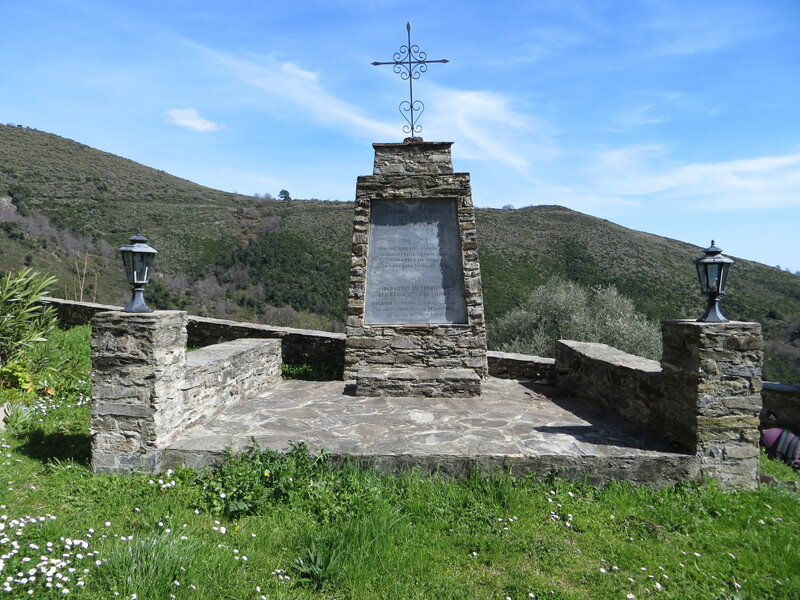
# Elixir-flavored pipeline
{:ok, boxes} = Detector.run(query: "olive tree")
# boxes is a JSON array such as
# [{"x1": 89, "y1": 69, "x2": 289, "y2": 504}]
[{"x1": 488, "y1": 278, "x2": 662, "y2": 360}]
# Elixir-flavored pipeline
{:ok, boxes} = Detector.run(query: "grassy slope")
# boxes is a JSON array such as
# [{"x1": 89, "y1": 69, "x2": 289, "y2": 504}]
[
  {"x1": 1, "y1": 124, "x2": 798, "y2": 378},
  {"x1": 0, "y1": 124, "x2": 251, "y2": 277}
]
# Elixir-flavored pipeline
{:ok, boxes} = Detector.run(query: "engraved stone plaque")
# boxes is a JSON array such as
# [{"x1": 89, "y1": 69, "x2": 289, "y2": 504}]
[{"x1": 364, "y1": 198, "x2": 467, "y2": 325}]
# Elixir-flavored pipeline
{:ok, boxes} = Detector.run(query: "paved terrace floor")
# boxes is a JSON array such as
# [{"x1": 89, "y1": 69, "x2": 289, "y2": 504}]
[{"x1": 162, "y1": 377, "x2": 699, "y2": 486}]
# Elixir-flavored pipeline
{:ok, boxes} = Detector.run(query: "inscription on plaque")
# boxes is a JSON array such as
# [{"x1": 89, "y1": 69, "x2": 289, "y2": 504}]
[{"x1": 364, "y1": 198, "x2": 467, "y2": 325}]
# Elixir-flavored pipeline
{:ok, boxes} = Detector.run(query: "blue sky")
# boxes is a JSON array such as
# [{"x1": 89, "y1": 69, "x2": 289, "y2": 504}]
[{"x1": 2, "y1": 0, "x2": 799, "y2": 271}]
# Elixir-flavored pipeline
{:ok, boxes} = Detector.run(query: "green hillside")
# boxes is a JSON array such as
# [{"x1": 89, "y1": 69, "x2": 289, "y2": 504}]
[{"x1": 1, "y1": 124, "x2": 798, "y2": 380}]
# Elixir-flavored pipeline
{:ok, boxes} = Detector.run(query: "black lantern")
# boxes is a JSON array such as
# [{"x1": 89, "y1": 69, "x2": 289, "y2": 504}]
[
  {"x1": 119, "y1": 230, "x2": 157, "y2": 313},
  {"x1": 694, "y1": 240, "x2": 734, "y2": 323}
]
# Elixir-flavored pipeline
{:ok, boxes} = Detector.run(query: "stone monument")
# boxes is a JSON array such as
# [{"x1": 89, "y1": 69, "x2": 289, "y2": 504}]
[
  {"x1": 344, "y1": 139, "x2": 488, "y2": 397},
  {"x1": 345, "y1": 25, "x2": 487, "y2": 396}
]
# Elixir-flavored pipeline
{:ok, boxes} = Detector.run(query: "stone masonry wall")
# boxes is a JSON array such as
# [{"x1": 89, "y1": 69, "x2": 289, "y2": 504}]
[
  {"x1": 372, "y1": 140, "x2": 455, "y2": 175},
  {"x1": 344, "y1": 141, "x2": 488, "y2": 381},
  {"x1": 91, "y1": 310, "x2": 281, "y2": 473},
  {"x1": 661, "y1": 321, "x2": 763, "y2": 487},
  {"x1": 46, "y1": 298, "x2": 549, "y2": 382},
  {"x1": 760, "y1": 382, "x2": 800, "y2": 432},
  {"x1": 660, "y1": 321, "x2": 763, "y2": 489},
  {"x1": 185, "y1": 316, "x2": 342, "y2": 374},
  {"x1": 45, "y1": 298, "x2": 342, "y2": 374},
  {"x1": 91, "y1": 311, "x2": 187, "y2": 473},
  {"x1": 487, "y1": 351, "x2": 555, "y2": 382},
  {"x1": 555, "y1": 321, "x2": 763, "y2": 489},
  {"x1": 162, "y1": 337, "x2": 281, "y2": 447},
  {"x1": 555, "y1": 341, "x2": 664, "y2": 433}
]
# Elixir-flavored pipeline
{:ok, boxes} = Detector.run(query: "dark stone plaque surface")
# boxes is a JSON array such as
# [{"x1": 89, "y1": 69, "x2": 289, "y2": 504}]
[{"x1": 364, "y1": 198, "x2": 467, "y2": 325}]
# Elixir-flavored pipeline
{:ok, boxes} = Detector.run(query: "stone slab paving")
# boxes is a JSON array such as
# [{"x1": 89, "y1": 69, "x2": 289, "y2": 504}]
[{"x1": 162, "y1": 377, "x2": 700, "y2": 486}]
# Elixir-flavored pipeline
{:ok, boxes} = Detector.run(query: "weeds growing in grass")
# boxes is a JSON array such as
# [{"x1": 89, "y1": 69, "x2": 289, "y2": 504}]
[
  {"x1": 291, "y1": 539, "x2": 343, "y2": 589},
  {"x1": 1, "y1": 325, "x2": 799, "y2": 599},
  {"x1": 197, "y1": 441, "x2": 332, "y2": 517},
  {"x1": 2, "y1": 401, "x2": 38, "y2": 431},
  {"x1": 281, "y1": 357, "x2": 343, "y2": 380},
  {"x1": 92, "y1": 529, "x2": 203, "y2": 600}
]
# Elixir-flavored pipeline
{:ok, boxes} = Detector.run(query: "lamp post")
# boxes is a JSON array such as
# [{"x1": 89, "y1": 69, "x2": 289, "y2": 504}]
[
  {"x1": 694, "y1": 240, "x2": 734, "y2": 323},
  {"x1": 119, "y1": 230, "x2": 157, "y2": 313}
]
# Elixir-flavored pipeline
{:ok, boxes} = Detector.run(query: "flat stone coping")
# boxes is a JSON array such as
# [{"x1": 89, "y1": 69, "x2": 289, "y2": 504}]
[
  {"x1": 162, "y1": 377, "x2": 697, "y2": 486},
  {"x1": 355, "y1": 367, "x2": 481, "y2": 398},
  {"x1": 358, "y1": 367, "x2": 481, "y2": 382}
]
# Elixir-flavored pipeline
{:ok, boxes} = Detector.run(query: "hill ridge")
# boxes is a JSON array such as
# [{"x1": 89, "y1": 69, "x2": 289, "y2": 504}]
[{"x1": 1, "y1": 123, "x2": 798, "y2": 381}]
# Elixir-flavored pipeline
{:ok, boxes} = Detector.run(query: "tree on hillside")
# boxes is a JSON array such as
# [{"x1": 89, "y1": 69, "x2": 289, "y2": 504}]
[
  {"x1": 278, "y1": 189, "x2": 292, "y2": 203},
  {"x1": 488, "y1": 277, "x2": 662, "y2": 360}
]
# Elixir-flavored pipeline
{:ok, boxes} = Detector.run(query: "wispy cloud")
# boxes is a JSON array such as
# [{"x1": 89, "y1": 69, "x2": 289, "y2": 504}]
[
  {"x1": 192, "y1": 45, "x2": 396, "y2": 141},
  {"x1": 646, "y1": 10, "x2": 758, "y2": 57},
  {"x1": 588, "y1": 145, "x2": 800, "y2": 209},
  {"x1": 618, "y1": 104, "x2": 669, "y2": 127},
  {"x1": 426, "y1": 88, "x2": 559, "y2": 171},
  {"x1": 184, "y1": 42, "x2": 560, "y2": 173},
  {"x1": 165, "y1": 108, "x2": 223, "y2": 132}
]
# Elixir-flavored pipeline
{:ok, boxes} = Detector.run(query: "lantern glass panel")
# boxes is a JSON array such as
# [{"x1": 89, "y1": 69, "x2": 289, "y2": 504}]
[
  {"x1": 706, "y1": 263, "x2": 721, "y2": 293},
  {"x1": 121, "y1": 251, "x2": 135, "y2": 284},
  {"x1": 718, "y1": 263, "x2": 730, "y2": 294},
  {"x1": 696, "y1": 265, "x2": 706, "y2": 293},
  {"x1": 132, "y1": 253, "x2": 152, "y2": 284}
]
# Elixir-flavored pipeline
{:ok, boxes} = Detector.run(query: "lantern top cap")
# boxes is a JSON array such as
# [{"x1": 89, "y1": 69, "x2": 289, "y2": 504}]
[
  {"x1": 119, "y1": 229, "x2": 157, "y2": 254},
  {"x1": 129, "y1": 228, "x2": 148, "y2": 244},
  {"x1": 695, "y1": 240, "x2": 733, "y2": 265}
]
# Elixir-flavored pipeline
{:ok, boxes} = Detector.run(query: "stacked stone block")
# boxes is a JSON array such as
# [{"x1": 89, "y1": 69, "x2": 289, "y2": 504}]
[
  {"x1": 356, "y1": 367, "x2": 481, "y2": 398},
  {"x1": 344, "y1": 140, "x2": 488, "y2": 394},
  {"x1": 91, "y1": 311, "x2": 282, "y2": 473},
  {"x1": 554, "y1": 321, "x2": 764, "y2": 489},
  {"x1": 91, "y1": 311, "x2": 187, "y2": 473},
  {"x1": 555, "y1": 340, "x2": 663, "y2": 429},
  {"x1": 660, "y1": 320, "x2": 763, "y2": 488}
]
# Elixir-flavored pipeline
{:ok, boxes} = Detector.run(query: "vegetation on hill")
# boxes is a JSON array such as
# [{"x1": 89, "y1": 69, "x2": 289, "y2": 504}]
[{"x1": 1, "y1": 124, "x2": 798, "y2": 380}]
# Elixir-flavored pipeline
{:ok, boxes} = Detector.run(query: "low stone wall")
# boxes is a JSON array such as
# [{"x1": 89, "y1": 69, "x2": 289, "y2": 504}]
[
  {"x1": 44, "y1": 298, "x2": 553, "y2": 381},
  {"x1": 44, "y1": 298, "x2": 345, "y2": 373},
  {"x1": 761, "y1": 382, "x2": 800, "y2": 432},
  {"x1": 556, "y1": 321, "x2": 764, "y2": 489},
  {"x1": 91, "y1": 310, "x2": 282, "y2": 473},
  {"x1": 49, "y1": 298, "x2": 783, "y2": 489},
  {"x1": 555, "y1": 341, "x2": 664, "y2": 433},
  {"x1": 487, "y1": 351, "x2": 555, "y2": 382},
  {"x1": 186, "y1": 315, "x2": 343, "y2": 373},
  {"x1": 47, "y1": 297, "x2": 119, "y2": 328},
  {"x1": 170, "y1": 338, "x2": 282, "y2": 446}
]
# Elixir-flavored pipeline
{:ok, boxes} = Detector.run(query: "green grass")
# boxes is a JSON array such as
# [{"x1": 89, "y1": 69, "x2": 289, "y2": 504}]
[
  {"x1": 2, "y1": 328, "x2": 799, "y2": 599},
  {"x1": 2, "y1": 428, "x2": 799, "y2": 599}
]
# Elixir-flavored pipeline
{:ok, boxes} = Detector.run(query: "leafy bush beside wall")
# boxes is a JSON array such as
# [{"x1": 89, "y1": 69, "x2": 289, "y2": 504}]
[{"x1": 489, "y1": 278, "x2": 663, "y2": 360}]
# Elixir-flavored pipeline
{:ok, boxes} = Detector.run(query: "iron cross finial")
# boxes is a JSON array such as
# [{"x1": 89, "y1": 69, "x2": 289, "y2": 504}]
[{"x1": 371, "y1": 22, "x2": 449, "y2": 137}]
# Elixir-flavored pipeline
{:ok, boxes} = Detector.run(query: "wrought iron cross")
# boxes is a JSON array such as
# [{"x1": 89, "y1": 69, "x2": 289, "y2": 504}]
[{"x1": 372, "y1": 22, "x2": 448, "y2": 137}]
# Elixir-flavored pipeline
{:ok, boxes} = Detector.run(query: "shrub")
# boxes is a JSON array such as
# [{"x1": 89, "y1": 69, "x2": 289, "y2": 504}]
[
  {"x1": 0, "y1": 269, "x2": 58, "y2": 374},
  {"x1": 489, "y1": 277, "x2": 662, "y2": 360}
]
